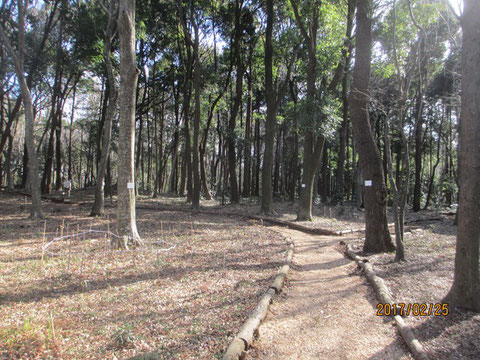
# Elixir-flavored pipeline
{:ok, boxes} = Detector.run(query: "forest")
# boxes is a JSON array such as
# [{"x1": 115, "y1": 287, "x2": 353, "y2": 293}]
[{"x1": 0, "y1": 0, "x2": 479, "y2": 359}]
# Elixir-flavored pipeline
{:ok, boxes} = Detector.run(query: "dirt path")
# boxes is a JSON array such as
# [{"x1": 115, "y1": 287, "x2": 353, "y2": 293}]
[{"x1": 246, "y1": 227, "x2": 413, "y2": 360}]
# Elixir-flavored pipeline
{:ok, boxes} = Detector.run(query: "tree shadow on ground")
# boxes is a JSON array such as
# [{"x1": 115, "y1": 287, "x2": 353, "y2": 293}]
[
  {"x1": 409, "y1": 307, "x2": 480, "y2": 359},
  {"x1": 0, "y1": 255, "x2": 284, "y2": 304}
]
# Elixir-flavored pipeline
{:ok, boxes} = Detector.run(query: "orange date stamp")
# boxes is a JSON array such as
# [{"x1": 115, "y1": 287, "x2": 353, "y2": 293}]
[{"x1": 376, "y1": 303, "x2": 449, "y2": 317}]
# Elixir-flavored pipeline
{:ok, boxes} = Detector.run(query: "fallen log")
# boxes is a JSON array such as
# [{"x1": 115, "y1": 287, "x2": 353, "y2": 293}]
[
  {"x1": 14, "y1": 190, "x2": 68, "y2": 204},
  {"x1": 248, "y1": 215, "x2": 339, "y2": 236},
  {"x1": 135, "y1": 204, "x2": 340, "y2": 237},
  {"x1": 405, "y1": 217, "x2": 443, "y2": 224}
]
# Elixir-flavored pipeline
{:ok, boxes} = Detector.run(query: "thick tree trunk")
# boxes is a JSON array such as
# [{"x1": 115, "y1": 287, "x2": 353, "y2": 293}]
[
  {"x1": 444, "y1": 0, "x2": 480, "y2": 312},
  {"x1": 116, "y1": 0, "x2": 141, "y2": 248},
  {"x1": 349, "y1": 0, "x2": 394, "y2": 252}
]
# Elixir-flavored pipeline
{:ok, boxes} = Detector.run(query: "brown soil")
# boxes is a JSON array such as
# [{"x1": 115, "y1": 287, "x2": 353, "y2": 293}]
[{"x1": 246, "y1": 227, "x2": 413, "y2": 360}]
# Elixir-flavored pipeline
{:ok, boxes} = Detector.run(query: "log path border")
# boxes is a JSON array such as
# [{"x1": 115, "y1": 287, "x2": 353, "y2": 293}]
[
  {"x1": 344, "y1": 242, "x2": 429, "y2": 360},
  {"x1": 222, "y1": 242, "x2": 294, "y2": 360}
]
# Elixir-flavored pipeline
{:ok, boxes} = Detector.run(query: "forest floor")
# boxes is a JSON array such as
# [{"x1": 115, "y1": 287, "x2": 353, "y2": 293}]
[
  {"x1": 245, "y1": 227, "x2": 413, "y2": 360},
  {"x1": 1, "y1": 189, "x2": 479, "y2": 359},
  {"x1": 0, "y1": 191, "x2": 286, "y2": 359}
]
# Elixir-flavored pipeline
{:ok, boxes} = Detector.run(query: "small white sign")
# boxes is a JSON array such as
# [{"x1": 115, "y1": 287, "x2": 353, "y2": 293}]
[
  {"x1": 127, "y1": 182, "x2": 135, "y2": 189},
  {"x1": 365, "y1": 180, "x2": 372, "y2": 187},
  {"x1": 301, "y1": 184, "x2": 306, "y2": 188}
]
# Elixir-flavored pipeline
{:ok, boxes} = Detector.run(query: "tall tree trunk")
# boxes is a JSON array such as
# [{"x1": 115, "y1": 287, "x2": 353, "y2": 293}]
[
  {"x1": 444, "y1": 0, "x2": 480, "y2": 312},
  {"x1": 192, "y1": 18, "x2": 201, "y2": 210},
  {"x1": 227, "y1": 0, "x2": 243, "y2": 204},
  {"x1": 335, "y1": 0, "x2": 355, "y2": 204},
  {"x1": 409, "y1": 1, "x2": 426, "y2": 213},
  {"x1": 68, "y1": 83, "x2": 76, "y2": 182},
  {"x1": 5, "y1": 133, "x2": 14, "y2": 190},
  {"x1": 254, "y1": 105, "x2": 261, "y2": 197},
  {"x1": 116, "y1": 0, "x2": 141, "y2": 247},
  {"x1": 0, "y1": 0, "x2": 43, "y2": 218},
  {"x1": 384, "y1": 115, "x2": 405, "y2": 261},
  {"x1": 349, "y1": 0, "x2": 394, "y2": 252},
  {"x1": 181, "y1": 56, "x2": 193, "y2": 202},
  {"x1": 291, "y1": 1, "x2": 325, "y2": 221},
  {"x1": 92, "y1": 1, "x2": 118, "y2": 217},
  {"x1": 289, "y1": 80, "x2": 299, "y2": 202},
  {"x1": 243, "y1": 48, "x2": 253, "y2": 197},
  {"x1": 321, "y1": 144, "x2": 329, "y2": 202},
  {"x1": 412, "y1": 91, "x2": 424, "y2": 212},
  {"x1": 424, "y1": 114, "x2": 443, "y2": 210},
  {"x1": 0, "y1": 1, "x2": 59, "y2": 157},
  {"x1": 41, "y1": 109, "x2": 56, "y2": 193},
  {"x1": 55, "y1": 5, "x2": 66, "y2": 191},
  {"x1": 261, "y1": 0, "x2": 276, "y2": 214},
  {"x1": 168, "y1": 81, "x2": 180, "y2": 194},
  {"x1": 154, "y1": 91, "x2": 165, "y2": 198},
  {"x1": 179, "y1": 149, "x2": 186, "y2": 196},
  {"x1": 42, "y1": 41, "x2": 65, "y2": 195}
]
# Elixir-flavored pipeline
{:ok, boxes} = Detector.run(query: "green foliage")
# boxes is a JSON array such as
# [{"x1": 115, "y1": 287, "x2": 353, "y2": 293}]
[
  {"x1": 297, "y1": 92, "x2": 342, "y2": 139},
  {"x1": 111, "y1": 324, "x2": 136, "y2": 349}
]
